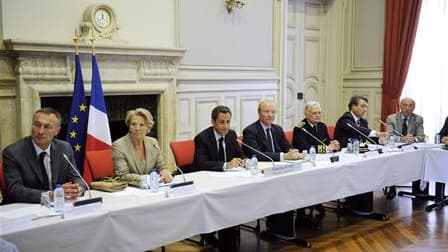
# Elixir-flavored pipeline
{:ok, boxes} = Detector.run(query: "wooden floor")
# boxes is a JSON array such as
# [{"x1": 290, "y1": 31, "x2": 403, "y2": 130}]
[{"x1": 155, "y1": 188, "x2": 447, "y2": 252}]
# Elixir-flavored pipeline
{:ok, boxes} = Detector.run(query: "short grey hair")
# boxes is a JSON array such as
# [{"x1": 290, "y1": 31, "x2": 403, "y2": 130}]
[
  {"x1": 304, "y1": 101, "x2": 321, "y2": 114},
  {"x1": 125, "y1": 108, "x2": 154, "y2": 129}
]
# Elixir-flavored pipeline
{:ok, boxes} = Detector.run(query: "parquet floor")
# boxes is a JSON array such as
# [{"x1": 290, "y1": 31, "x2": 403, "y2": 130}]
[{"x1": 154, "y1": 189, "x2": 448, "y2": 252}]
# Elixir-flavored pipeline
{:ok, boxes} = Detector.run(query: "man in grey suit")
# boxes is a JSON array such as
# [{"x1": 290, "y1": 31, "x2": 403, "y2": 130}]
[
  {"x1": 385, "y1": 98, "x2": 426, "y2": 199},
  {"x1": 386, "y1": 97, "x2": 424, "y2": 143},
  {"x1": 3, "y1": 107, "x2": 85, "y2": 204}
]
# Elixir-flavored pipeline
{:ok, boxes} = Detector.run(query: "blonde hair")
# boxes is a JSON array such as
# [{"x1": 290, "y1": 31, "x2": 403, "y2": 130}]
[{"x1": 125, "y1": 108, "x2": 154, "y2": 129}]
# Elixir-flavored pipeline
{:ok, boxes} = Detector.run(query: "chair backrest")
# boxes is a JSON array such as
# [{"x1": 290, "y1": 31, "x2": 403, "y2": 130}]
[
  {"x1": 85, "y1": 149, "x2": 115, "y2": 181},
  {"x1": 327, "y1": 125, "x2": 335, "y2": 140},
  {"x1": 0, "y1": 163, "x2": 6, "y2": 199},
  {"x1": 237, "y1": 135, "x2": 243, "y2": 148},
  {"x1": 284, "y1": 130, "x2": 293, "y2": 145},
  {"x1": 170, "y1": 140, "x2": 195, "y2": 168}
]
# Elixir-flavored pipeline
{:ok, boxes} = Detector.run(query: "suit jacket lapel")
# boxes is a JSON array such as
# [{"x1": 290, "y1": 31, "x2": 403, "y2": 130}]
[
  {"x1": 25, "y1": 137, "x2": 46, "y2": 187},
  {"x1": 124, "y1": 134, "x2": 143, "y2": 174},
  {"x1": 208, "y1": 128, "x2": 219, "y2": 161},
  {"x1": 256, "y1": 122, "x2": 270, "y2": 151},
  {"x1": 50, "y1": 142, "x2": 60, "y2": 188}
]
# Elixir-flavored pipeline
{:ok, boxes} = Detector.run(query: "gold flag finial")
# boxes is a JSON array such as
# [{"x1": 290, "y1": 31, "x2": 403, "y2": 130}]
[
  {"x1": 89, "y1": 30, "x2": 96, "y2": 55},
  {"x1": 73, "y1": 28, "x2": 80, "y2": 54}
]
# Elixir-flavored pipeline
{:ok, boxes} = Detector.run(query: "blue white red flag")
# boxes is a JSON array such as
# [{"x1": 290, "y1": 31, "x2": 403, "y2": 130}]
[{"x1": 83, "y1": 55, "x2": 112, "y2": 184}]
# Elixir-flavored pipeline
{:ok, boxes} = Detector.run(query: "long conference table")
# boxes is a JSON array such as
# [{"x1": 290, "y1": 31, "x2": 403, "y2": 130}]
[{"x1": 1, "y1": 147, "x2": 447, "y2": 252}]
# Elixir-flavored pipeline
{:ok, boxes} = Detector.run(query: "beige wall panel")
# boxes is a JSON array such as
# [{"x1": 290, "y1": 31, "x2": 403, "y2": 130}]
[
  {"x1": 178, "y1": 0, "x2": 273, "y2": 66},
  {"x1": 1, "y1": 0, "x2": 175, "y2": 47}
]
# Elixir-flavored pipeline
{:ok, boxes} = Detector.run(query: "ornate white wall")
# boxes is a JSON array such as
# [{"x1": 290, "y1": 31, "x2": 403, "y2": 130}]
[{"x1": 0, "y1": 0, "x2": 386, "y2": 155}]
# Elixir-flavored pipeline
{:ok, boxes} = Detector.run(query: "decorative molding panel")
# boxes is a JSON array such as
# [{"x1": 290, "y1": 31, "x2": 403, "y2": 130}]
[{"x1": 1, "y1": 39, "x2": 185, "y2": 153}]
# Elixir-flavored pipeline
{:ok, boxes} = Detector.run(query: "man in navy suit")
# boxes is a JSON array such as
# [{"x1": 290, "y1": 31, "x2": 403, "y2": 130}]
[
  {"x1": 293, "y1": 101, "x2": 340, "y2": 152},
  {"x1": 194, "y1": 105, "x2": 245, "y2": 252},
  {"x1": 334, "y1": 96, "x2": 387, "y2": 215},
  {"x1": 3, "y1": 107, "x2": 85, "y2": 204},
  {"x1": 242, "y1": 99, "x2": 307, "y2": 242},
  {"x1": 242, "y1": 99, "x2": 302, "y2": 161},
  {"x1": 334, "y1": 96, "x2": 386, "y2": 148}
]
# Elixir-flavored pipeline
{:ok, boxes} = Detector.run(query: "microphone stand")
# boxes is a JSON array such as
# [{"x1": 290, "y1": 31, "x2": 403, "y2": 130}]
[
  {"x1": 378, "y1": 120, "x2": 416, "y2": 149},
  {"x1": 62, "y1": 154, "x2": 103, "y2": 206},
  {"x1": 153, "y1": 144, "x2": 193, "y2": 187},
  {"x1": 346, "y1": 123, "x2": 383, "y2": 154},
  {"x1": 377, "y1": 120, "x2": 404, "y2": 137},
  {"x1": 300, "y1": 127, "x2": 339, "y2": 162},
  {"x1": 236, "y1": 139, "x2": 276, "y2": 168}
]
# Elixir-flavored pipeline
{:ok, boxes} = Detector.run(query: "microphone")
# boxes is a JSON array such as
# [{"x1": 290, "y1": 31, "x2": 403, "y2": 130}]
[
  {"x1": 346, "y1": 123, "x2": 383, "y2": 154},
  {"x1": 236, "y1": 138, "x2": 276, "y2": 168},
  {"x1": 377, "y1": 120, "x2": 404, "y2": 137},
  {"x1": 298, "y1": 122, "x2": 339, "y2": 162},
  {"x1": 152, "y1": 144, "x2": 193, "y2": 187},
  {"x1": 62, "y1": 154, "x2": 102, "y2": 206},
  {"x1": 346, "y1": 123, "x2": 377, "y2": 144}
]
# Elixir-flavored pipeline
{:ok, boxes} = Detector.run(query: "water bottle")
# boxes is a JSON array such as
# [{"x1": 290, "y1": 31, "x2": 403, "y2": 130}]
[
  {"x1": 435, "y1": 133, "x2": 440, "y2": 144},
  {"x1": 352, "y1": 139, "x2": 360, "y2": 154},
  {"x1": 149, "y1": 168, "x2": 159, "y2": 193},
  {"x1": 309, "y1": 145, "x2": 316, "y2": 163},
  {"x1": 250, "y1": 154, "x2": 258, "y2": 176},
  {"x1": 54, "y1": 184, "x2": 65, "y2": 213}
]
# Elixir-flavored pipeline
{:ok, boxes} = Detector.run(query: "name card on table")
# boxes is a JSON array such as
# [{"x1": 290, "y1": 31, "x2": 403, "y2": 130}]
[
  {"x1": 263, "y1": 162, "x2": 302, "y2": 177},
  {"x1": 168, "y1": 182, "x2": 197, "y2": 198},
  {"x1": 63, "y1": 202, "x2": 102, "y2": 220}
]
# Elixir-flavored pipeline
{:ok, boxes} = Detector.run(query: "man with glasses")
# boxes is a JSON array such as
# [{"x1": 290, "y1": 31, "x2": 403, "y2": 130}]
[{"x1": 3, "y1": 107, "x2": 85, "y2": 204}]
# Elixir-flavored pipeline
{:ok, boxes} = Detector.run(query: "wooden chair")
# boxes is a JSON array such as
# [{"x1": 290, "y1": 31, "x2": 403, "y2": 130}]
[
  {"x1": 84, "y1": 149, "x2": 115, "y2": 183},
  {"x1": 284, "y1": 130, "x2": 293, "y2": 145},
  {"x1": 170, "y1": 140, "x2": 205, "y2": 247},
  {"x1": 327, "y1": 125, "x2": 335, "y2": 140},
  {"x1": 169, "y1": 140, "x2": 197, "y2": 174}
]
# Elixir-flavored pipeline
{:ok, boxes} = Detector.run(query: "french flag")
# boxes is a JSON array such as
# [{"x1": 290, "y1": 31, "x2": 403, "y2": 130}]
[{"x1": 83, "y1": 55, "x2": 112, "y2": 184}]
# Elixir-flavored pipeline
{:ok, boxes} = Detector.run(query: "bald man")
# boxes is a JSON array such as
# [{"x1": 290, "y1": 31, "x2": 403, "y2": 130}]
[
  {"x1": 385, "y1": 98, "x2": 426, "y2": 199},
  {"x1": 386, "y1": 97, "x2": 425, "y2": 143}
]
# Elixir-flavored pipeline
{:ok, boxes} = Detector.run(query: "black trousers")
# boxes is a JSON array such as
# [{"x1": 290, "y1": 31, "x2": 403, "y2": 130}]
[{"x1": 203, "y1": 226, "x2": 240, "y2": 252}]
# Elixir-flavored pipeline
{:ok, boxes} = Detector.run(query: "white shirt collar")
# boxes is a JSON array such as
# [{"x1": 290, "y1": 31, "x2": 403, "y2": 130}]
[{"x1": 32, "y1": 140, "x2": 51, "y2": 157}]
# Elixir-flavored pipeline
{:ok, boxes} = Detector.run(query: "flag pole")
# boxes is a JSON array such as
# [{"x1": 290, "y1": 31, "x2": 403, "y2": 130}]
[
  {"x1": 73, "y1": 28, "x2": 80, "y2": 55},
  {"x1": 89, "y1": 29, "x2": 96, "y2": 55}
]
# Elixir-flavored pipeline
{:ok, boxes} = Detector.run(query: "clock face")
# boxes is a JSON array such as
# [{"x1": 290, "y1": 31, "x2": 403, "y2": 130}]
[{"x1": 94, "y1": 9, "x2": 111, "y2": 28}]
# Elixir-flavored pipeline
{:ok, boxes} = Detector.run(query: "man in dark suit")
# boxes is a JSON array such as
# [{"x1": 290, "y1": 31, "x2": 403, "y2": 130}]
[
  {"x1": 293, "y1": 101, "x2": 340, "y2": 153},
  {"x1": 3, "y1": 107, "x2": 86, "y2": 204},
  {"x1": 242, "y1": 99, "x2": 302, "y2": 161},
  {"x1": 334, "y1": 96, "x2": 386, "y2": 216},
  {"x1": 440, "y1": 116, "x2": 448, "y2": 144},
  {"x1": 242, "y1": 99, "x2": 307, "y2": 243},
  {"x1": 194, "y1": 105, "x2": 245, "y2": 252},
  {"x1": 292, "y1": 101, "x2": 340, "y2": 223},
  {"x1": 334, "y1": 96, "x2": 386, "y2": 148}
]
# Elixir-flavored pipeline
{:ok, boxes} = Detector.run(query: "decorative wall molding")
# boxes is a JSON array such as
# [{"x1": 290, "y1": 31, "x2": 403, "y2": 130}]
[{"x1": 1, "y1": 39, "x2": 185, "y2": 154}]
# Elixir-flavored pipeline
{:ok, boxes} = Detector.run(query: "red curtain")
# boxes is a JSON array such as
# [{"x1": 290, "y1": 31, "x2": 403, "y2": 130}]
[{"x1": 381, "y1": 0, "x2": 422, "y2": 128}]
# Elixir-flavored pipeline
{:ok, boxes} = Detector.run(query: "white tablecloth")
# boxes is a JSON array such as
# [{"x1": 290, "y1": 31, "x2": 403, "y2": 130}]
[{"x1": 1, "y1": 149, "x2": 444, "y2": 252}]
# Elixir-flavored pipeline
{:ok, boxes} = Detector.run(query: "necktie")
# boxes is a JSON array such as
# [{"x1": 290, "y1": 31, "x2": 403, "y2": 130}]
[
  {"x1": 266, "y1": 128, "x2": 275, "y2": 152},
  {"x1": 402, "y1": 118, "x2": 408, "y2": 136},
  {"x1": 313, "y1": 125, "x2": 318, "y2": 136},
  {"x1": 218, "y1": 137, "x2": 225, "y2": 162},
  {"x1": 39, "y1": 152, "x2": 50, "y2": 190},
  {"x1": 356, "y1": 120, "x2": 361, "y2": 127}
]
